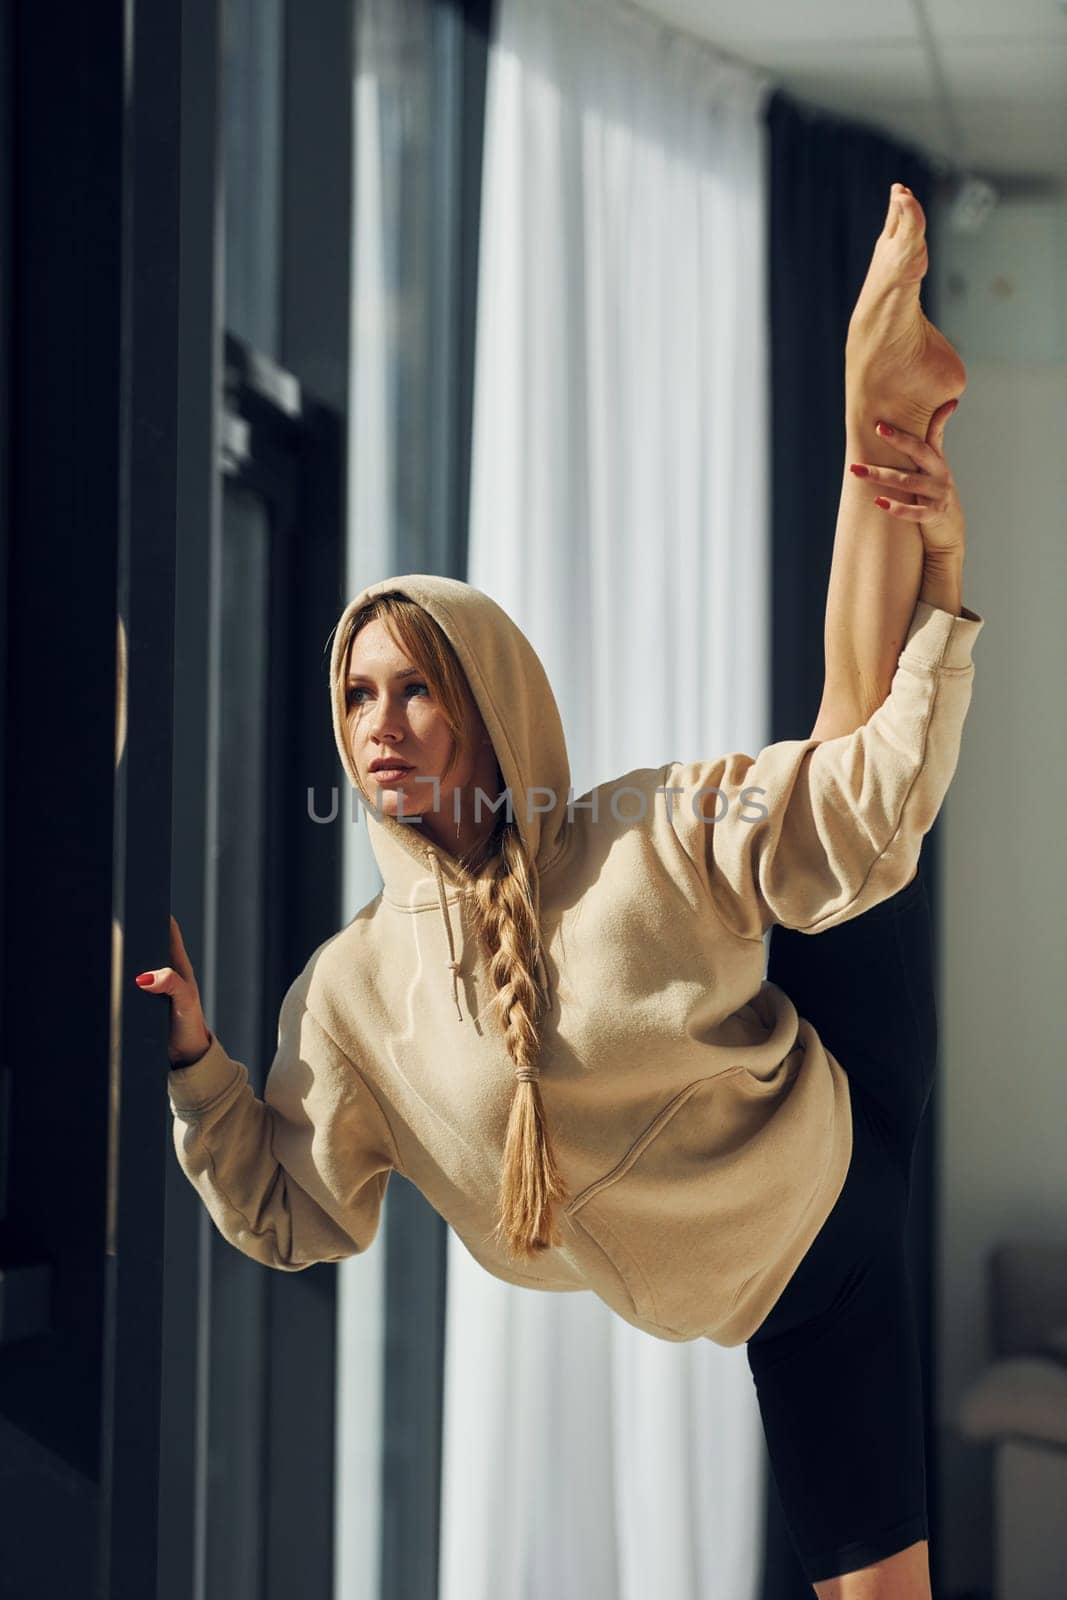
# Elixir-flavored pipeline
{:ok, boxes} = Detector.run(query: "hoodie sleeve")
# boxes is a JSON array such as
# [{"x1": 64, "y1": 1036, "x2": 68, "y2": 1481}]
[
  {"x1": 662, "y1": 598, "x2": 985, "y2": 940},
  {"x1": 166, "y1": 977, "x2": 398, "y2": 1270}
]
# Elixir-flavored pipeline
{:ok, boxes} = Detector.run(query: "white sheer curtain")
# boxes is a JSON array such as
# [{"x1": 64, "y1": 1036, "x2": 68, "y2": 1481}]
[{"x1": 441, "y1": 2, "x2": 774, "y2": 1597}]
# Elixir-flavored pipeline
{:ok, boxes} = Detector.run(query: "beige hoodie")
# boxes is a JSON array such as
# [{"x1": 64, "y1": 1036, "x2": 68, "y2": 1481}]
[{"x1": 168, "y1": 573, "x2": 984, "y2": 1347}]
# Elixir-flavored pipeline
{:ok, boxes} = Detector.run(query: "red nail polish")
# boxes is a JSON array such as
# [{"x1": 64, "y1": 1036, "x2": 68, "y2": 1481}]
[
  {"x1": 874, "y1": 497, "x2": 891, "y2": 510},
  {"x1": 876, "y1": 421, "x2": 894, "y2": 437},
  {"x1": 135, "y1": 972, "x2": 154, "y2": 986},
  {"x1": 849, "y1": 464, "x2": 870, "y2": 478}
]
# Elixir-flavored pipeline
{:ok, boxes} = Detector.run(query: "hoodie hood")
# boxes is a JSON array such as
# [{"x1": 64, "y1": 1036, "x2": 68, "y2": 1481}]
[{"x1": 328, "y1": 573, "x2": 572, "y2": 1024}]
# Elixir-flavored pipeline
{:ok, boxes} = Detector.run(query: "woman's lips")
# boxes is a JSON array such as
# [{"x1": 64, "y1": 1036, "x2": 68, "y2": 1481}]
[{"x1": 371, "y1": 765, "x2": 414, "y2": 784}]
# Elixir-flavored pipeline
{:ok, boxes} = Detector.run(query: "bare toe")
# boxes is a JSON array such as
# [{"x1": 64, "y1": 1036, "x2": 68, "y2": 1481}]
[
  {"x1": 897, "y1": 190, "x2": 926, "y2": 241},
  {"x1": 882, "y1": 187, "x2": 929, "y2": 285},
  {"x1": 884, "y1": 184, "x2": 924, "y2": 245},
  {"x1": 885, "y1": 185, "x2": 902, "y2": 239}
]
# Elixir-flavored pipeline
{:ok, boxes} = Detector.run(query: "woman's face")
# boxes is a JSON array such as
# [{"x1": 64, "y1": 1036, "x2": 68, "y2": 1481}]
[{"x1": 344, "y1": 618, "x2": 498, "y2": 852}]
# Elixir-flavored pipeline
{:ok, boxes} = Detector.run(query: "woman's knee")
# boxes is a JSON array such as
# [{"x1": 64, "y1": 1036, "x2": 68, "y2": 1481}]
[{"x1": 811, "y1": 1536, "x2": 932, "y2": 1599}]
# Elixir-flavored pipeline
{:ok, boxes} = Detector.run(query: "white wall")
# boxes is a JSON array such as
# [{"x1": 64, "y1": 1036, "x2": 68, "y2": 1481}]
[{"x1": 932, "y1": 188, "x2": 1067, "y2": 1598}]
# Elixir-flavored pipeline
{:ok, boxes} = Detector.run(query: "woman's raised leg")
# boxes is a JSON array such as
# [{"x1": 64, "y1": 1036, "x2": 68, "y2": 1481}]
[
  {"x1": 812, "y1": 184, "x2": 966, "y2": 741},
  {"x1": 748, "y1": 187, "x2": 955, "y2": 1593}
]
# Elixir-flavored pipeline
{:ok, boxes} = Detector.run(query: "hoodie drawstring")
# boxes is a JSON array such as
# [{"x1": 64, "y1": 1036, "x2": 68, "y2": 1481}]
[
  {"x1": 429, "y1": 850, "x2": 465, "y2": 1022},
  {"x1": 428, "y1": 845, "x2": 553, "y2": 1033}
]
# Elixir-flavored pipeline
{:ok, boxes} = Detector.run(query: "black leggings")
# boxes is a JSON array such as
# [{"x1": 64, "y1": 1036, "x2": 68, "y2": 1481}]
[{"x1": 745, "y1": 865, "x2": 937, "y2": 1586}]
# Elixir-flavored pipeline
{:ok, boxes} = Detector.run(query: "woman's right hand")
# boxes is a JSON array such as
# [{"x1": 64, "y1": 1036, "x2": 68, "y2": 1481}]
[
  {"x1": 135, "y1": 915, "x2": 214, "y2": 1067},
  {"x1": 851, "y1": 399, "x2": 966, "y2": 561}
]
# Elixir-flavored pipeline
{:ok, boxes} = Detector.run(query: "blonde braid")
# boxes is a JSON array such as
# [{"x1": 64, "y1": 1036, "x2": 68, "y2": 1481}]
[{"x1": 466, "y1": 819, "x2": 568, "y2": 1261}]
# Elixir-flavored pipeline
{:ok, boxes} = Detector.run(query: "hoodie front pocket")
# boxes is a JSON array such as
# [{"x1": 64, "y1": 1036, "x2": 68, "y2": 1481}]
[
  {"x1": 564, "y1": 1078, "x2": 713, "y2": 1217},
  {"x1": 560, "y1": 1069, "x2": 782, "y2": 1337}
]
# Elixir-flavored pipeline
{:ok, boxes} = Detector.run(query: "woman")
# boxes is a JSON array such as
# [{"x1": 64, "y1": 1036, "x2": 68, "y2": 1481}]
[{"x1": 139, "y1": 188, "x2": 984, "y2": 1592}]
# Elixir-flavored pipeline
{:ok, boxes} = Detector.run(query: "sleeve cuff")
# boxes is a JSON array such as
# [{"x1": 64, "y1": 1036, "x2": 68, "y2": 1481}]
[
  {"x1": 901, "y1": 597, "x2": 985, "y2": 671},
  {"x1": 167, "y1": 1031, "x2": 242, "y2": 1114}
]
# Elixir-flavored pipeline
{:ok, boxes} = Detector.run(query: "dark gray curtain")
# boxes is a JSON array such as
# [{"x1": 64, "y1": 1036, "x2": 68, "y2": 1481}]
[{"x1": 762, "y1": 88, "x2": 945, "y2": 1600}]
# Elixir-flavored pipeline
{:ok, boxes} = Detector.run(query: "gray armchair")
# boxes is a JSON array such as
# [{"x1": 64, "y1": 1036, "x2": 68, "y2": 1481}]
[{"x1": 957, "y1": 1240, "x2": 1067, "y2": 1600}]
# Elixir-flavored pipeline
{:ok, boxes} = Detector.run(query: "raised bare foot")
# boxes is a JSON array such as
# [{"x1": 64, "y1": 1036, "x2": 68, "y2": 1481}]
[{"x1": 846, "y1": 182, "x2": 966, "y2": 432}]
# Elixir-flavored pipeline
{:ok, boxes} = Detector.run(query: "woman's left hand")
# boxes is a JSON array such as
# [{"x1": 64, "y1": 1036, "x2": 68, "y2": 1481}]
[{"x1": 849, "y1": 399, "x2": 965, "y2": 559}]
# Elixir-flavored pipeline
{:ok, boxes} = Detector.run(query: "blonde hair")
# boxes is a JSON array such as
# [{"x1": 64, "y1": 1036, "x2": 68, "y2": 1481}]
[{"x1": 339, "y1": 592, "x2": 568, "y2": 1261}]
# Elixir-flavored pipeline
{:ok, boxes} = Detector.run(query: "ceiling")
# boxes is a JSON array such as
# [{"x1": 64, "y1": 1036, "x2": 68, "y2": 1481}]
[{"x1": 627, "y1": 0, "x2": 1067, "y2": 190}]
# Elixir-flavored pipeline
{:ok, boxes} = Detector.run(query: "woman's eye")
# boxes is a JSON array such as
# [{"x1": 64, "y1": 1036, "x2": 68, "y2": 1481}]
[{"x1": 346, "y1": 683, "x2": 428, "y2": 707}]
